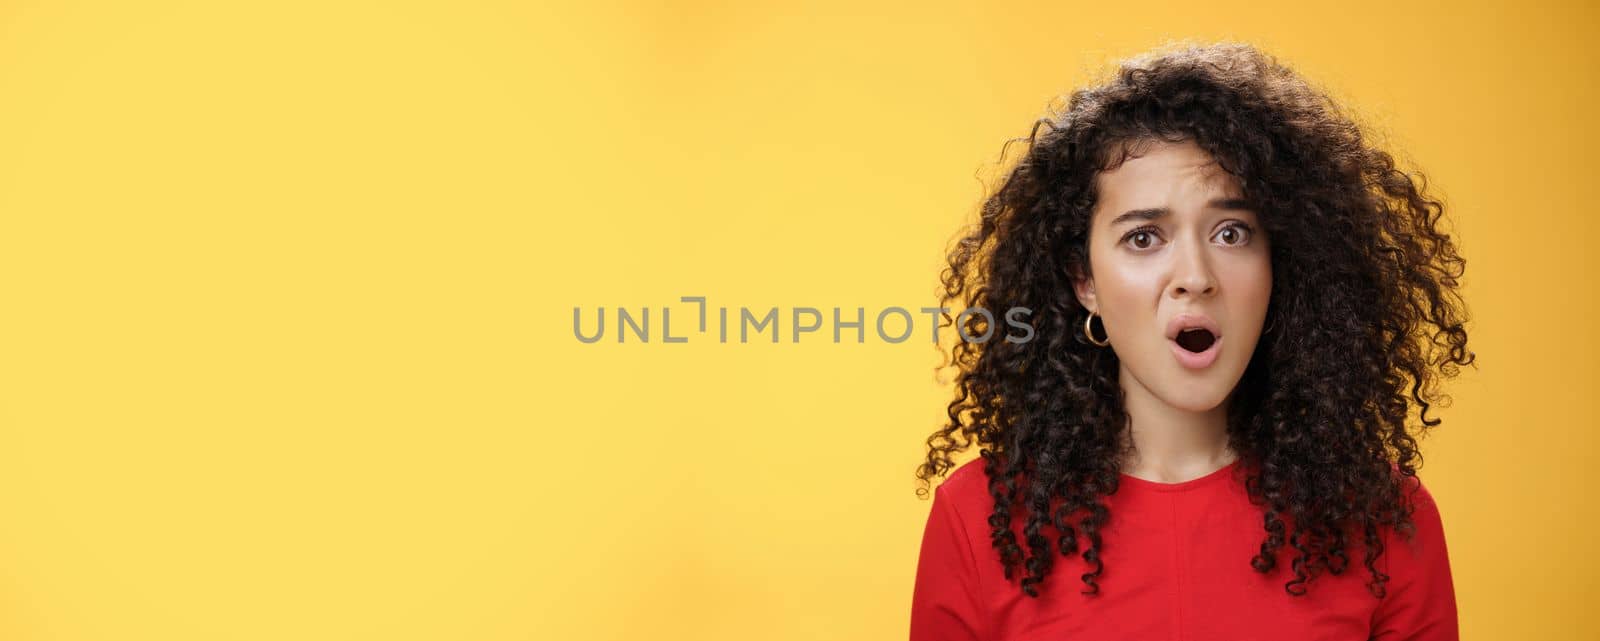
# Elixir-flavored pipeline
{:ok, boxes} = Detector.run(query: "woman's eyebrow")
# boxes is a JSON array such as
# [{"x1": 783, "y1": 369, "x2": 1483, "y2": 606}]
[{"x1": 1108, "y1": 198, "x2": 1255, "y2": 227}]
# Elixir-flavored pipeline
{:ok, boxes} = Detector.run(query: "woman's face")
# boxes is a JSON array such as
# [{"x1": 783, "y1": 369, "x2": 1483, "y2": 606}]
[{"x1": 1072, "y1": 138, "x2": 1272, "y2": 414}]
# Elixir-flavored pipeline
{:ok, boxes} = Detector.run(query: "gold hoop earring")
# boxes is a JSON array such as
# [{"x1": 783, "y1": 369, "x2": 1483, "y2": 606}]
[{"x1": 1083, "y1": 311, "x2": 1110, "y2": 347}]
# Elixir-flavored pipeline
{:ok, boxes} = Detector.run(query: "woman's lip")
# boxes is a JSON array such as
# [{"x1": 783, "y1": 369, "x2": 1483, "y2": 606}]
[
  {"x1": 1166, "y1": 313, "x2": 1222, "y2": 341},
  {"x1": 1171, "y1": 335, "x2": 1223, "y2": 369}
]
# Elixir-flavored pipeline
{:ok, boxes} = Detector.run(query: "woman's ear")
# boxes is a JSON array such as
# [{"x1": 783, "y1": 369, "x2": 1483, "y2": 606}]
[{"x1": 1070, "y1": 266, "x2": 1098, "y2": 313}]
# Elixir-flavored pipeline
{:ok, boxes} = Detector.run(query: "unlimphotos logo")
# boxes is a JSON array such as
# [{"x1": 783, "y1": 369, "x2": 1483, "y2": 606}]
[{"x1": 573, "y1": 296, "x2": 1036, "y2": 344}]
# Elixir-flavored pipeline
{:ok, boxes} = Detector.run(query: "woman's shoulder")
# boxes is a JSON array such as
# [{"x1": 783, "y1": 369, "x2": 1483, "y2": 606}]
[
  {"x1": 932, "y1": 456, "x2": 996, "y2": 513},
  {"x1": 1386, "y1": 461, "x2": 1440, "y2": 511}
]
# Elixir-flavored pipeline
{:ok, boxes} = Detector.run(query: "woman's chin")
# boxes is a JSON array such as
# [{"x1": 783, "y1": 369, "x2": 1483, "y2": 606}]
[
  {"x1": 1166, "y1": 398, "x2": 1227, "y2": 414},
  {"x1": 1117, "y1": 353, "x2": 1245, "y2": 414},
  {"x1": 1152, "y1": 384, "x2": 1233, "y2": 413}
]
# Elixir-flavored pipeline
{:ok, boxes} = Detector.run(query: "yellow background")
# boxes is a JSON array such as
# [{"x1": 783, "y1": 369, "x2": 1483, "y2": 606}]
[{"x1": 0, "y1": 1, "x2": 1591, "y2": 639}]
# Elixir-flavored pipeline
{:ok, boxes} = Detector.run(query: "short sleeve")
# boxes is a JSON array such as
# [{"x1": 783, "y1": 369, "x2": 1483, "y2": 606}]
[
  {"x1": 1371, "y1": 480, "x2": 1460, "y2": 640},
  {"x1": 909, "y1": 483, "x2": 988, "y2": 641}
]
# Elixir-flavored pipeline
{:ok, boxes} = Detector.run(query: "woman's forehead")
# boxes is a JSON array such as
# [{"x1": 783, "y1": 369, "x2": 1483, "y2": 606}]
[{"x1": 1092, "y1": 142, "x2": 1247, "y2": 217}]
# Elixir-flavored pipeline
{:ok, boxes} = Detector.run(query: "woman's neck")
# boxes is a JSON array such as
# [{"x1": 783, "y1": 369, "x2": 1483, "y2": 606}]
[{"x1": 1115, "y1": 366, "x2": 1238, "y2": 483}]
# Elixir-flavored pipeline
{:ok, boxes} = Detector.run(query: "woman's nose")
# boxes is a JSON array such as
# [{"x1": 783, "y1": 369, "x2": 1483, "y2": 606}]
[{"x1": 1168, "y1": 242, "x2": 1218, "y2": 298}]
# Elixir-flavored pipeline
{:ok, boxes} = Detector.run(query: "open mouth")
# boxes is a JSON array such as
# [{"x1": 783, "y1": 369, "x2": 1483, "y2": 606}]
[
  {"x1": 1174, "y1": 328, "x2": 1217, "y2": 353},
  {"x1": 1166, "y1": 313, "x2": 1223, "y2": 370}
]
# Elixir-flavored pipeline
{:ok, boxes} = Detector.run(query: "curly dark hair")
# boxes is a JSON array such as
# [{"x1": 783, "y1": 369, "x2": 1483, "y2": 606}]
[{"x1": 913, "y1": 41, "x2": 1475, "y2": 600}]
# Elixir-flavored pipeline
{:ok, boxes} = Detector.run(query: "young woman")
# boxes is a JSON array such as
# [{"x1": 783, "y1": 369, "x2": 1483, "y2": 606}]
[{"x1": 910, "y1": 42, "x2": 1473, "y2": 641}]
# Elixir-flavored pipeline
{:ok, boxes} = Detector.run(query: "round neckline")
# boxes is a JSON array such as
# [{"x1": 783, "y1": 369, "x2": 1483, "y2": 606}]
[{"x1": 1117, "y1": 459, "x2": 1242, "y2": 493}]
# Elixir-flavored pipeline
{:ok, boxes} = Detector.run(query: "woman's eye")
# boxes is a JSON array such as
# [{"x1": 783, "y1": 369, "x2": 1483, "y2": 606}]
[
  {"x1": 1123, "y1": 229, "x2": 1160, "y2": 249},
  {"x1": 1214, "y1": 223, "x2": 1252, "y2": 246}
]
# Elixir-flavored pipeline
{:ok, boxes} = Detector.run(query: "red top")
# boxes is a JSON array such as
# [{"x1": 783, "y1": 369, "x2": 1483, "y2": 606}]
[{"x1": 909, "y1": 457, "x2": 1458, "y2": 641}]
